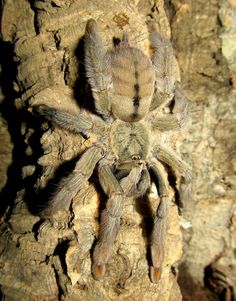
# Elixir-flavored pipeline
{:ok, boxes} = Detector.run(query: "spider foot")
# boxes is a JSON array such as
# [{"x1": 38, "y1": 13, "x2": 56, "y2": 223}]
[
  {"x1": 86, "y1": 18, "x2": 97, "y2": 32},
  {"x1": 150, "y1": 266, "x2": 162, "y2": 283},
  {"x1": 146, "y1": 18, "x2": 159, "y2": 32},
  {"x1": 92, "y1": 263, "x2": 106, "y2": 281}
]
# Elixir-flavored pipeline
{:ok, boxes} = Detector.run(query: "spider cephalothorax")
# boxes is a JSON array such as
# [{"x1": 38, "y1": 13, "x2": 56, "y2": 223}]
[{"x1": 33, "y1": 19, "x2": 191, "y2": 283}]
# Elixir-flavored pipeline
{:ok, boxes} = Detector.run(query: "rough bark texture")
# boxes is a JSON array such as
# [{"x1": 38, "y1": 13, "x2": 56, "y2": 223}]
[
  {"x1": 170, "y1": 0, "x2": 236, "y2": 300},
  {"x1": 0, "y1": 1, "x2": 182, "y2": 300},
  {"x1": 0, "y1": 0, "x2": 235, "y2": 301}
]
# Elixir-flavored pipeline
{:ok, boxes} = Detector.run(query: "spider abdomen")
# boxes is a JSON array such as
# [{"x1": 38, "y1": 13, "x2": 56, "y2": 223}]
[
  {"x1": 110, "y1": 120, "x2": 151, "y2": 162},
  {"x1": 110, "y1": 47, "x2": 155, "y2": 122}
]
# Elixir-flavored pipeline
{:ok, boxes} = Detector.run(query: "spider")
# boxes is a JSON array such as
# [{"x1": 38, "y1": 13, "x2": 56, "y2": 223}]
[{"x1": 33, "y1": 19, "x2": 191, "y2": 283}]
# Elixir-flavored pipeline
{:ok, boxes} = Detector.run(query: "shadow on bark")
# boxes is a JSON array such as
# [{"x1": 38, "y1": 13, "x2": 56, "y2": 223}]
[
  {"x1": 22, "y1": 35, "x2": 92, "y2": 218},
  {"x1": 178, "y1": 263, "x2": 219, "y2": 301},
  {"x1": 0, "y1": 40, "x2": 43, "y2": 218}
]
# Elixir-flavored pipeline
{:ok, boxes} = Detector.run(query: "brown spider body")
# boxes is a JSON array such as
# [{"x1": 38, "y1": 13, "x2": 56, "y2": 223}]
[
  {"x1": 110, "y1": 47, "x2": 155, "y2": 122},
  {"x1": 33, "y1": 19, "x2": 191, "y2": 284},
  {"x1": 110, "y1": 120, "x2": 151, "y2": 162}
]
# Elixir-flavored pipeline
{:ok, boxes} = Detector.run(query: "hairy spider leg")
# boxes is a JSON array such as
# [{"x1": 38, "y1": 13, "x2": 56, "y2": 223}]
[
  {"x1": 92, "y1": 164, "x2": 124, "y2": 280},
  {"x1": 40, "y1": 146, "x2": 104, "y2": 218},
  {"x1": 92, "y1": 164, "x2": 145, "y2": 280},
  {"x1": 84, "y1": 19, "x2": 112, "y2": 118},
  {"x1": 154, "y1": 143, "x2": 192, "y2": 183},
  {"x1": 119, "y1": 164, "x2": 150, "y2": 196},
  {"x1": 151, "y1": 83, "x2": 190, "y2": 131},
  {"x1": 149, "y1": 158, "x2": 170, "y2": 283},
  {"x1": 147, "y1": 20, "x2": 178, "y2": 111},
  {"x1": 34, "y1": 104, "x2": 106, "y2": 136}
]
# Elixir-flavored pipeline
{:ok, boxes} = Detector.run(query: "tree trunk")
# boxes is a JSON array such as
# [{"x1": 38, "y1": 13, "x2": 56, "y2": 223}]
[
  {"x1": 0, "y1": 1, "x2": 182, "y2": 300},
  {"x1": 1, "y1": 0, "x2": 235, "y2": 301}
]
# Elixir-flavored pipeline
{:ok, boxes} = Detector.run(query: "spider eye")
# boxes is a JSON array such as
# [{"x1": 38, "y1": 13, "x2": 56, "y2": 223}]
[{"x1": 132, "y1": 154, "x2": 141, "y2": 161}]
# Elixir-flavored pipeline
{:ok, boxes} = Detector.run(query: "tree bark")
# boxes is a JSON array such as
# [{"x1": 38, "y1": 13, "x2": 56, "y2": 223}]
[
  {"x1": 0, "y1": 1, "x2": 183, "y2": 300},
  {"x1": 2, "y1": 0, "x2": 236, "y2": 300}
]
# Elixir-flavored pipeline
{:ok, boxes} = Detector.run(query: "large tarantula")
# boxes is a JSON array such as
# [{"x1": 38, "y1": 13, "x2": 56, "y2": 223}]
[{"x1": 34, "y1": 19, "x2": 191, "y2": 283}]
